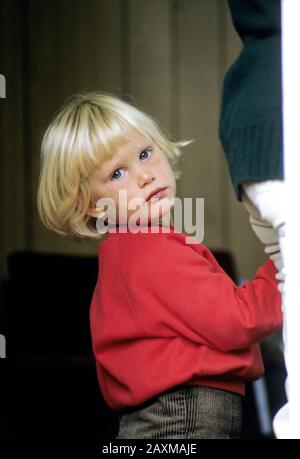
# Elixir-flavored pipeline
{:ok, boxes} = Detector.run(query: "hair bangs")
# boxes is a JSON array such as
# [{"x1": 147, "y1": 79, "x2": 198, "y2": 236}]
[{"x1": 87, "y1": 106, "x2": 132, "y2": 170}]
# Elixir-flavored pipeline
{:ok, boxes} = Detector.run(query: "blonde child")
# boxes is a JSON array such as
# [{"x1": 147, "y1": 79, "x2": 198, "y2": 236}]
[{"x1": 37, "y1": 92, "x2": 282, "y2": 439}]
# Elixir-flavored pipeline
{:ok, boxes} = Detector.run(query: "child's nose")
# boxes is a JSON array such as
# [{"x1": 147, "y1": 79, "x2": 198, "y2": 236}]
[{"x1": 137, "y1": 170, "x2": 155, "y2": 187}]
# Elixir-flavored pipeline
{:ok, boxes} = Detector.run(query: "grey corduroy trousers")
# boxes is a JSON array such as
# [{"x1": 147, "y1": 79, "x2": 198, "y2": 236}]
[{"x1": 115, "y1": 385, "x2": 243, "y2": 439}]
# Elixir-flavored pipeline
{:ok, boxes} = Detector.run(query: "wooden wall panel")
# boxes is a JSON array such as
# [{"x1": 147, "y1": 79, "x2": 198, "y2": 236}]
[
  {"x1": 176, "y1": 0, "x2": 223, "y2": 248},
  {"x1": 27, "y1": 0, "x2": 122, "y2": 255},
  {"x1": 0, "y1": 0, "x2": 268, "y2": 282},
  {"x1": 128, "y1": 0, "x2": 173, "y2": 132}
]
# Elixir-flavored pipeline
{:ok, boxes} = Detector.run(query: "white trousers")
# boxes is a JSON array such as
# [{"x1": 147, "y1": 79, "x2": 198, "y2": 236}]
[{"x1": 242, "y1": 180, "x2": 289, "y2": 439}]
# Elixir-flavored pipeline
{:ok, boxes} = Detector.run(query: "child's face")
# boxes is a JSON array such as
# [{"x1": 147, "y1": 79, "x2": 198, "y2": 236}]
[{"x1": 88, "y1": 125, "x2": 176, "y2": 225}]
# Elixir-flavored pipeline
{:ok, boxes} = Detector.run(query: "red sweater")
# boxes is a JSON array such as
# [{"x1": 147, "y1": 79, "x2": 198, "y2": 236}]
[{"x1": 89, "y1": 224, "x2": 282, "y2": 411}]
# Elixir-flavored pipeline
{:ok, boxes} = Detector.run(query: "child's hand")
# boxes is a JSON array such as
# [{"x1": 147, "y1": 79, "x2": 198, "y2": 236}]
[{"x1": 242, "y1": 188, "x2": 284, "y2": 273}]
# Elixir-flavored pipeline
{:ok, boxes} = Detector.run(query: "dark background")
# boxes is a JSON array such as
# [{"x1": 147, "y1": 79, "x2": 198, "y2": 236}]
[{"x1": 0, "y1": 0, "x2": 286, "y2": 439}]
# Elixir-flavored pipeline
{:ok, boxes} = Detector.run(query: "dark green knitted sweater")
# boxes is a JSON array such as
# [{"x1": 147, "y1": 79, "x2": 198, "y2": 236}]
[{"x1": 219, "y1": 0, "x2": 284, "y2": 201}]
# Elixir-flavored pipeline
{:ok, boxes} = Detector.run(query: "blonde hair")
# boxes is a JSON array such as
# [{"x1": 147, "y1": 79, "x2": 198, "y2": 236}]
[{"x1": 37, "y1": 91, "x2": 193, "y2": 240}]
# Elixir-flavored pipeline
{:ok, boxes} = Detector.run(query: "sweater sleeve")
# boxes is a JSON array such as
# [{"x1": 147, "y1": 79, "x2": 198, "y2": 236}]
[
  {"x1": 219, "y1": 0, "x2": 283, "y2": 201},
  {"x1": 119, "y1": 233, "x2": 283, "y2": 352}
]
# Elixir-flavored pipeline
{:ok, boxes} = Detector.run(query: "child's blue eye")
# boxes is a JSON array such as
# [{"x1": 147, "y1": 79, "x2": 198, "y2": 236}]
[
  {"x1": 110, "y1": 150, "x2": 152, "y2": 180},
  {"x1": 140, "y1": 150, "x2": 152, "y2": 160},
  {"x1": 111, "y1": 169, "x2": 124, "y2": 180}
]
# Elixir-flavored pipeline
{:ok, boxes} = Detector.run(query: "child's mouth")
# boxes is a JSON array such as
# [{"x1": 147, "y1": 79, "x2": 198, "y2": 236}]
[{"x1": 146, "y1": 187, "x2": 167, "y2": 201}]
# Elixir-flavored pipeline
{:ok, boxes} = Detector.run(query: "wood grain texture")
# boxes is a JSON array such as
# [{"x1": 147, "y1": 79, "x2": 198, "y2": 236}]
[{"x1": 0, "y1": 0, "x2": 268, "y2": 280}]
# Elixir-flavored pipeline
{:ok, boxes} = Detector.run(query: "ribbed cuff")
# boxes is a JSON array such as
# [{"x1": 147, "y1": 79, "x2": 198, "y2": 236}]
[{"x1": 223, "y1": 120, "x2": 284, "y2": 200}]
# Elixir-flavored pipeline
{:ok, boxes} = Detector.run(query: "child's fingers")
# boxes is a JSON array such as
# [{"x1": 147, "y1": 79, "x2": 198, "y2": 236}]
[
  {"x1": 270, "y1": 252, "x2": 284, "y2": 272},
  {"x1": 275, "y1": 272, "x2": 285, "y2": 281},
  {"x1": 249, "y1": 214, "x2": 279, "y2": 246}
]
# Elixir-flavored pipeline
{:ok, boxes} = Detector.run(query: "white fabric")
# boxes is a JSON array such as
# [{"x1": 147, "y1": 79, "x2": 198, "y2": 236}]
[{"x1": 242, "y1": 180, "x2": 289, "y2": 439}]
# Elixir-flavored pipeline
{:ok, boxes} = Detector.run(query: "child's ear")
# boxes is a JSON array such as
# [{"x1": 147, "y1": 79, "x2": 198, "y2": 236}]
[{"x1": 86, "y1": 202, "x2": 106, "y2": 219}]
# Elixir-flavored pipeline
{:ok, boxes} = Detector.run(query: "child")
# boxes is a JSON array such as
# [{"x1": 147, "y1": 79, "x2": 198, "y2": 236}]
[{"x1": 37, "y1": 91, "x2": 282, "y2": 439}]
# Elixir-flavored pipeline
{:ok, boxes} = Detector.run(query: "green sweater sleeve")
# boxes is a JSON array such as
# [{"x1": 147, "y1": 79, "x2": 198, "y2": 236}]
[{"x1": 219, "y1": 0, "x2": 284, "y2": 201}]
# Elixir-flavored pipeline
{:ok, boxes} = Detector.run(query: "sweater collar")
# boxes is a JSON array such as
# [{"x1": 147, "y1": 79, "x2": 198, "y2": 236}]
[{"x1": 106, "y1": 221, "x2": 175, "y2": 235}]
